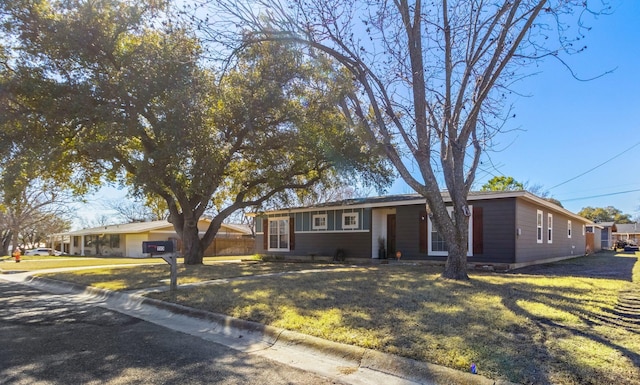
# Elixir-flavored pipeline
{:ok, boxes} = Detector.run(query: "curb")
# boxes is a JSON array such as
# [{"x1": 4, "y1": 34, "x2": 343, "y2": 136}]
[{"x1": 5, "y1": 274, "x2": 518, "y2": 385}]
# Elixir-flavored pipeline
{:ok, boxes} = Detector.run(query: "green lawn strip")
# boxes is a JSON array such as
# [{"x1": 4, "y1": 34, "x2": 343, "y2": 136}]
[
  {"x1": 1, "y1": 256, "x2": 164, "y2": 272},
  {"x1": 39, "y1": 261, "x2": 338, "y2": 291},
  {"x1": 147, "y1": 254, "x2": 640, "y2": 385}
]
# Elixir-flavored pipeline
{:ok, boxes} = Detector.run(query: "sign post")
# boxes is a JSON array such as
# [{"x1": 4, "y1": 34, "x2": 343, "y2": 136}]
[{"x1": 143, "y1": 241, "x2": 177, "y2": 292}]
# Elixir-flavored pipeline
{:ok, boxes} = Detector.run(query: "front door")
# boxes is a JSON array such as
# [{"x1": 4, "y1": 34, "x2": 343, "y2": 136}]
[{"x1": 387, "y1": 214, "x2": 396, "y2": 257}]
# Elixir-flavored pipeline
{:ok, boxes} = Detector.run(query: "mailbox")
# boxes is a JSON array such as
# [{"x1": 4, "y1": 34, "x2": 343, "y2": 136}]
[{"x1": 142, "y1": 241, "x2": 174, "y2": 254}]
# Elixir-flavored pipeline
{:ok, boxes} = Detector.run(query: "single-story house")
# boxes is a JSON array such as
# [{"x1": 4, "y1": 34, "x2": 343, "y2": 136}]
[
  {"x1": 612, "y1": 223, "x2": 640, "y2": 246},
  {"x1": 53, "y1": 219, "x2": 254, "y2": 258},
  {"x1": 254, "y1": 191, "x2": 596, "y2": 269}
]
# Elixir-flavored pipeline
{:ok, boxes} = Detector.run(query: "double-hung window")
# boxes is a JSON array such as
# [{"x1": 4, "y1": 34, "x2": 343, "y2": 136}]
[
  {"x1": 547, "y1": 213, "x2": 553, "y2": 244},
  {"x1": 536, "y1": 210, "x2": 543, "y2": 243},
  {"x1": 567, "y1": 220, "x2": 572, "y2": 238},
  {"x1": 427, "y1": 207, "x2": 473, "y2": 256},
  {"x1": 269, "y1": 218, "x2": 289, "y2": 251}
]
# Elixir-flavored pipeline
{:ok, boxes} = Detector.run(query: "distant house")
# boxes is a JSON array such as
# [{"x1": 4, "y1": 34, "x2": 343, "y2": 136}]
[
  {"x1": 612, "y1": 223, "x2": 640, "y2": 246},
  {"x1": 254, "y1": 191, "x2": 596, "y2": 269},
  {"x1": 54, "y1": 219, "x2": 253, "y2": 258},
  {"x1": 597, "y1": 221, "x2": 617, "y2": 249}
]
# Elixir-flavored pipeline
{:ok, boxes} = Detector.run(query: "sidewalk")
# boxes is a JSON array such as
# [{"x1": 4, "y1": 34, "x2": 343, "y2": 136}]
[{"x1": 0, "y1": 269, "x2": 516, "y2": 385}]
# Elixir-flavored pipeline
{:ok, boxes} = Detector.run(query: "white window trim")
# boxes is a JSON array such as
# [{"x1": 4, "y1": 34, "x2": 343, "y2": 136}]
[
  {"x1": 342, "y1": 212, "x2": 359, "y2": 229},
  {"x1": 312, "y1": 214, "x2": 327, "y2": 230},
  {"x1": 427, "y1": 206, "x2": 473, "y2": 256},
  {"x1": 268, "y1": 217, "x2": 290, "y2": 252},
  {"x1": 582, "y1": 225, "x2": 586, "y2": 236},
  {"x1": 536, "y1": 210, "x2": 543, "y2": 244},
  {"x1": 567, "y1": 220, "x2": 572, "y2": 239},
  {"x1": 547, "y1": 213, "x2": 553, "y2": 244}
]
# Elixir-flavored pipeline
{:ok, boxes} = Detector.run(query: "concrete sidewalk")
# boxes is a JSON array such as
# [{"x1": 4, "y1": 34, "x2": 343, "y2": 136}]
[{"x1": 0, "y1": 270, "x2": 516, "y2": 385}]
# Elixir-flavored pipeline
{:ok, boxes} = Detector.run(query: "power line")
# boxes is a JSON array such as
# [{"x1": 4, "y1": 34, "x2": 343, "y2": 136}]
[
  {"x1": 549, "y1": 140, "x2": 640, "y2": 191},
  {"x1": 560, "y1": 188, "x2": 640, "y2": 202}
]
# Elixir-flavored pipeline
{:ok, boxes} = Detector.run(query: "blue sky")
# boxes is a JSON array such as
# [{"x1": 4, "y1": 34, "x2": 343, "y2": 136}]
[
  {"x1": 75, "y1": 1, "x2": 640, "y2": 228},
  {"x1": 391, "y1": 0, "x2": 640, "y2": 218}
]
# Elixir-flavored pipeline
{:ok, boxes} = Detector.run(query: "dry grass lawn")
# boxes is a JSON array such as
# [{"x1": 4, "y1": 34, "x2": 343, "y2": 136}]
[{"x1": 40, "y1": 252, "x2": 640, "y2": 385}]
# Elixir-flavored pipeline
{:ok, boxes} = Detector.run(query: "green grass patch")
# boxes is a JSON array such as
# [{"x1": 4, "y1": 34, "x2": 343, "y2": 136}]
[{"x1": 0, "y1": 256, "x2": 164, "y2": 272}]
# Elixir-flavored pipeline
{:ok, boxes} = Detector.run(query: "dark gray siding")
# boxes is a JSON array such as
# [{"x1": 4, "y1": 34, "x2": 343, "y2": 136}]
[
  {"x1": 255, "y1": 210, "x2": 372, "y2": 258},
  {"x1": 394, "y1": 205, "x2": 421, "y2": 258},
  {"x1": 255, "y1": 232, "x2": 371, "y2": 258},
  {"x1": 393, "y1": 200, "x2": 517, "y2": 263},
  {"x1": 470, "y1": 198, "x2": 517, "y2": 264},
  {"x1": 515, "y1": 200, "x2": 586, "y2": 263}
]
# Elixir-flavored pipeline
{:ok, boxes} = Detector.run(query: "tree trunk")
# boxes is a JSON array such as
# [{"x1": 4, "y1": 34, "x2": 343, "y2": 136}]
[
  {"x1": 442, "y1": 242, "x2": 469, "y2": 280},
  {"x1": 182, "y1": 221, "x2": 204, "y2": 265},
  {"x1": 441, "y1": 211, "x2": 470, "y2": 280}
]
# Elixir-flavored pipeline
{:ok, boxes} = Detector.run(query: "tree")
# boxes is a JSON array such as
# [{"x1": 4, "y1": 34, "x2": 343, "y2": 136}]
[
  {"x1": 209, "y1": 0, "x2": 608, "y2": 279},
  {"x1": 105, "y1": 194, "x2": 169, "y2": 223},
  {"x1": 578, "y1": 206, "x2": 633, "y2": 224},
  {"x1": 0, "y1": 0, "x2": 392, "y2": 264},
  {"x1": 481, "y1": 176, "x2": 524, "y2": 192},
  {"x1": 0, "y1": 176, "x2": 73, "y2": 255}
]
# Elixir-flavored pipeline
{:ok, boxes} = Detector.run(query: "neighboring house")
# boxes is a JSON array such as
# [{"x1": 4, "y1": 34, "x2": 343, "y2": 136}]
[
  {"x1": 612, "y1": 223, "x2": 640, "y2": 246},
  {"x1": 585, "y1": 223, "x2": 603, "y2": 253},
  {"x1": 254, "y1": 191, "x2": 595, "y2": 269},
  {"x1": 597, "y1": 221, "x2": 617, "y2": 249},
  {"x1": 54, "y1": 219, "x2": 253, "y2": 258}
]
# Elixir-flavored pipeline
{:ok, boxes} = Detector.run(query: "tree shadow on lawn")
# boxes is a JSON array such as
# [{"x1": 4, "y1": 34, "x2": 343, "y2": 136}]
[
  {"x1": 480, "y1": 277, "x2": 640, "y2": 385},
  {"x1": 168, "y1": 264, "x2": 640, "y2": 385}
]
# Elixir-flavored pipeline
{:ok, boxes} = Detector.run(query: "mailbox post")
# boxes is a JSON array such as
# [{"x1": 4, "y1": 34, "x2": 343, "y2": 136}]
[{"x1": 143, "y1": 241, "x2": 177, "y2": 292}]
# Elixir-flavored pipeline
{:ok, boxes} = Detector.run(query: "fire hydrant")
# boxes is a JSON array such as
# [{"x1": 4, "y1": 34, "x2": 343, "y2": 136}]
[{"x1": 12, "y1": 248, "x2": 21, "y2": 263}]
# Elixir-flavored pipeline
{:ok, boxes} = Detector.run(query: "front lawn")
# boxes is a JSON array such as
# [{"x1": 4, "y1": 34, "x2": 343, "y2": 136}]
[{"x1": 40, "y1": 252, "x2": 640, "y2": 384}]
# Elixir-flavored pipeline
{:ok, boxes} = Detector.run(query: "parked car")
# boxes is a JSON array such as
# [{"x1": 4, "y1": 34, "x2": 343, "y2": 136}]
[{"x1": 24, "y1": 248, "x2": 63, "y2": 256}]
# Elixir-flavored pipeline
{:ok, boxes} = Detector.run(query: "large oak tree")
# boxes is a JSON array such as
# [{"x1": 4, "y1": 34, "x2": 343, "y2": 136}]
[{"x1": 0, "y1": 0, "x2": 392, "y2": 263}]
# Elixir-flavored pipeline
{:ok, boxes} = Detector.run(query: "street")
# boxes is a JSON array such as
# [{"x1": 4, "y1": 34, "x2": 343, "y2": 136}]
[{"x1": 0, "y1": 281, "x2": 342, "y2": 385}]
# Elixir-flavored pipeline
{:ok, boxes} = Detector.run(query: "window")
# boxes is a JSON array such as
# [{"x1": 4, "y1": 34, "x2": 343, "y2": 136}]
[
  {"x1": 342, "y1": 212, "x2": 359, "y2": 229},
  {"x1": 427, "y1": 207, "x2": 473, "y2": 256},
  {"x1": 536, "y1": 210, "x2": 543, "y2": 243},
  {"x1": 547, "y1": 213, "x2": 553, "y2": 243},
  {"x1": 269, "y1": 218, "x2": 289, "y2": 250},
  {"x1": 109, "y1": 234, "x2": 120, "y2": 248},
  {"x1": 567, "y1": 220, "x2": 572, "y2": 238},
  {"x1": 312, "y1": 214, "x2": 327, "y2": 230},
  {"x1": 582, "y1": 225, "x2": 586, "y2": 236}
]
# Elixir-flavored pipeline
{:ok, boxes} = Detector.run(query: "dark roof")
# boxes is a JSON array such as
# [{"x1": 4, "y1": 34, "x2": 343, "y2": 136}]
[{"x1": 261, "y1": 190, "x2": 592, "y2": 224}]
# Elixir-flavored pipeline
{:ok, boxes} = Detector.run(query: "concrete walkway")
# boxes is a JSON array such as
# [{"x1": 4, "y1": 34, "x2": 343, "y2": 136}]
[{"x1": 0, "y1": 268, "x2": 516, "y2": 385}]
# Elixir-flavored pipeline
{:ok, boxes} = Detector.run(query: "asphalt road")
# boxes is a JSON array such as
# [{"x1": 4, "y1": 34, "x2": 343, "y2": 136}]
[{"x1": 0, "y1": 281, "x2": 342, "y2": 385}]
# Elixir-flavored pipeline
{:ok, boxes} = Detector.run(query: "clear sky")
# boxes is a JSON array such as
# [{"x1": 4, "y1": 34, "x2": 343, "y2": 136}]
[
  {"x1": 74, "y1": 0, "x2": 640, "y2": 229},
  {"x1": 391, "y1": 0, "x2": 640, "y2": 219}
]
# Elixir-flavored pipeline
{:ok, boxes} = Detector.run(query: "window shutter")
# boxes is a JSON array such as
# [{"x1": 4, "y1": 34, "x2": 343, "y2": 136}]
[
  {"x1": 263, "y1": 219, "x2": 268, "y2": 250},
  {"x1": 473, "y1": 207, "x2": 483, "y2": 254},
  {"x1": 419, "y1": 211, "x2": 427, "y2": 253},
  {"x1": 289, "y1": 217, "x2": 295, "y2": 250}
]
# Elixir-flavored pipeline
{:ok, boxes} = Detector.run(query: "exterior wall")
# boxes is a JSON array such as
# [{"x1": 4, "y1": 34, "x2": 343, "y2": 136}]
[
  {"x1": 125, "y1": 233, "x2": 149, "y2": 258},
  {"x1": 515, "y1": 199, "x2": 586, "y2": 264},
  {"x1": 601, "y1": 227, "x2": 611, "y2": 249},
  {"x1": 255, "y1": 210, "x2": 372, "y2": 258},
  {"x1": 468, "y1": 198, "x2": 517, "y2": 264},
  {"x1": 393, "y1": 199, "x2": 517, "y2": 263}
]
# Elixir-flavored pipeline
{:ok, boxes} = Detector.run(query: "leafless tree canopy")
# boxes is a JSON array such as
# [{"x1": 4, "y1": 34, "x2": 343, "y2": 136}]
[{"x1": 201, "y1": 0, "x2": 609, "y2": 279}]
